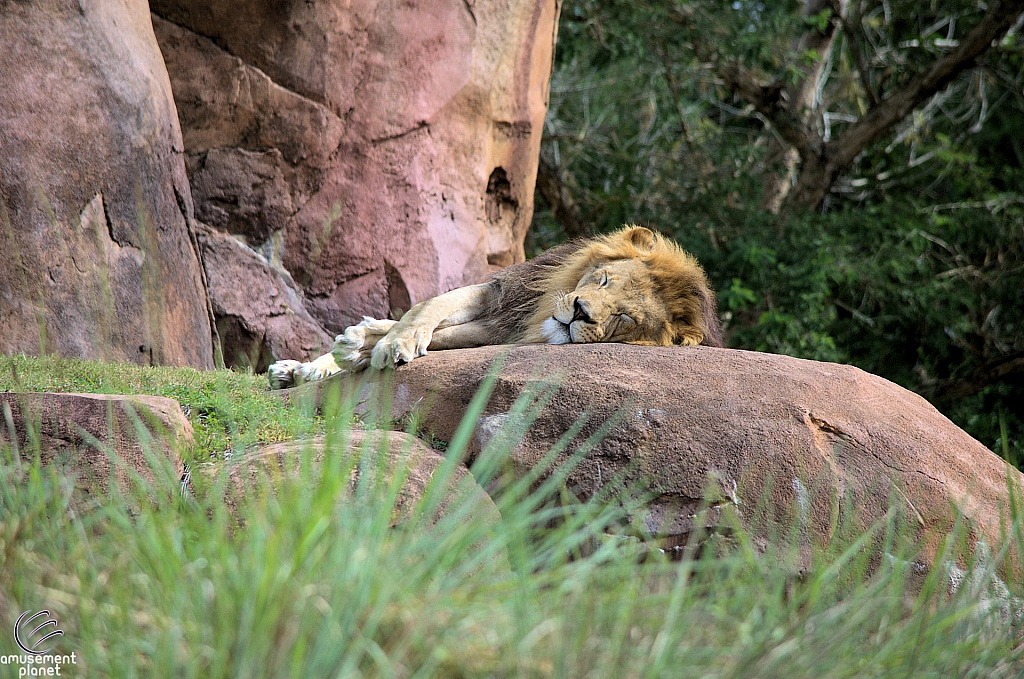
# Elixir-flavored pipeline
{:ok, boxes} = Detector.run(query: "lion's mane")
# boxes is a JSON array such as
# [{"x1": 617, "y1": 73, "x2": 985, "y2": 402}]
[{"x1": 475, "y1": 226, "x2": 723, "y2": 348}]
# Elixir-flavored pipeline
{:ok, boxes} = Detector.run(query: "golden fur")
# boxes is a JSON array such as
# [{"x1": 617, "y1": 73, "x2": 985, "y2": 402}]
[
  {"x1": 519, "y1": 226, "x2": 722, "y2": 347},
  {"x1": 267, "y1": 226, "x2": 721, "y2": 388}
]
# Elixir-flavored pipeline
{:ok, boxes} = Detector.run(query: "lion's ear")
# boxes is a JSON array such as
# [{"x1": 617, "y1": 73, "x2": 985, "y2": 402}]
[{"x1": 624, "y1": 226, "x2": 656, "y2": 251}]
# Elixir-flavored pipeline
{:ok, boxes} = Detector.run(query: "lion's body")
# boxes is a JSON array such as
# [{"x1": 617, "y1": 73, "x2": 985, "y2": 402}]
[{"x1": 268, "y1": 226, "x2": 722, "y2": 388}]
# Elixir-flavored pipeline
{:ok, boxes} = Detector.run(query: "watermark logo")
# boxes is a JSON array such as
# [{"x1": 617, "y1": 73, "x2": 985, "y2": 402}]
[
  {"x1": 14, "y1": 611, "x2": 63, "y2": 655},
  {"x1": 3, "y1": 611, "x2": 77, "y2": 677}
]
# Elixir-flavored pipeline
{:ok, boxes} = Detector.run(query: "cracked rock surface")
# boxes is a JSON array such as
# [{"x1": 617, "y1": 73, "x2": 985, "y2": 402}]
[
  {"x1": 0, "y1": 0, "x2": 214, "y2": 368},
  {"x1": 285, "y1": 344, "x2": 1024, "y2": 564},
  {"x1": 152, "y1": 0, "x2": 561, "y2": 334},
  {"x1": 195, "y1": 224, "x2": 332, "y2": 371}
]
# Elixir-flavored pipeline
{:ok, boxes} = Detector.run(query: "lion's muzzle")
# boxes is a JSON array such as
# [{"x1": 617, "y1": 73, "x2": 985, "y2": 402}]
[{"x1": 571, "y1": 298, "x2": 594, "y2": 324}]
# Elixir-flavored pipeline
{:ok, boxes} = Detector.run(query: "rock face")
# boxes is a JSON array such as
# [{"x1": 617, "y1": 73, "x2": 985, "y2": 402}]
[
  {"x1": 152, "y1": 0, "x2": 561, "y2": 334},
  {"x1": 295, "y1": 345, "x2": 1024, "y2": 563},
  {"x1": 196, "y1": 225, "x2": 332, "y2": 371},
  {"x1": 0, "y1": 0, "x2": 214, "y2": 368},
  {"x1": 0, "y1": 392, "x2": 191, "y2": 497},
  {"x1": 203, "y1": 431, "x2": 499, "y2": 527}
]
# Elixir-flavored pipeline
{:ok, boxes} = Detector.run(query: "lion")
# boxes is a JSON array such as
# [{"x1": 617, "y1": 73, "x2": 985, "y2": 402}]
[{"x1": 268, "y1": 225, "x2": 722, "y2": 389}]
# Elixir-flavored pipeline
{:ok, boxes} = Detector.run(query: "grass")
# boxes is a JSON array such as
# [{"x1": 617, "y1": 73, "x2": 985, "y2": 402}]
[
  {"x1": 2, "y1": 356, "x2": 1024, "y2": 677},
  {"x1": 0, "y1": 354, "x2": 323, "y2": 462}
]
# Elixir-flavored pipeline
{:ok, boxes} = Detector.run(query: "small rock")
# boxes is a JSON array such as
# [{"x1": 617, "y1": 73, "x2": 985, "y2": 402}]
[
  {"x1": 196, "y1": 223, "x2": 332, "y2": 371},
  {"x1": 0, "y1": 392, "x2": 192, "y2": 498},
  {"x1": 199, "y1": 431, "x2": 500, "y2": 529}
]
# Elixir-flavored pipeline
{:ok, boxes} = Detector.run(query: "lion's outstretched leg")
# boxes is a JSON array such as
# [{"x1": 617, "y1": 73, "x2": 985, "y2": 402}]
[
  {"x1": 371, "y1": 283, "x2": 492, "y2": 369},
  {"x1": 268, "y1": 282, "x2": 492, "y2": 386},
  {"x1": 267, "y1": 351, "x2": 343, "y2": 389},
  {"x1": 267, "y1": 317, "x2": 398, "y2": 388},
  {"x1": 426, "y1": 320, "x2": 493, "y2": 350}
]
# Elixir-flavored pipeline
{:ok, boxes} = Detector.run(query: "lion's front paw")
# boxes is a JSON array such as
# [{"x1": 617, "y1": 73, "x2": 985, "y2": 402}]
[
  {"x1": 268, "y1": 359, "x2": 303, "y2": 389},
  {"x1": 332, "y1": 317, "x2": 397, "y2": 372},
  {"x1": 292, "y1": 352, "x2": 342, "y2": 383},
  {"x1": 370, "y1": 325, "x2": 433, "y2": 369},
  {"x1": 676, "y1": 329, "x2": 704, "y2": 347}
]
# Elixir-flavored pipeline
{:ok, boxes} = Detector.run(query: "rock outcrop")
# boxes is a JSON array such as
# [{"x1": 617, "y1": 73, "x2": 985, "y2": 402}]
[
  {"x1": 287, "y1": 344, "x2": 1024, "y2": 564},
  {"x1": 152, "y1": 0, "x2": 561, "y2": 334},
  {"x1": 0, "y1": 0, "x2": 214, "y2": 368},
  {"x1": 0, "y1": 392, "x2": 191, "y2": 497},
  {"x1": 196, "y1": 225, "x2": 332, "y2": 371},
  {"x1": 201, "y1": 431, "x2": 500, "y2": 527}
]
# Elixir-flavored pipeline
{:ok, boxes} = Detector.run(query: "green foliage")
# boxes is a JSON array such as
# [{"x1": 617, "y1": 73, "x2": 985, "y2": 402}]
[
  {"x1": 0, "y1": 354, "x2": 322, "y2": 462},
  {"x1": 533, "y1": 0, "x2": 1024, "y2": 466},
  {"x1": 2, "y1": 375, "x2": 1024, "y2": 677}
]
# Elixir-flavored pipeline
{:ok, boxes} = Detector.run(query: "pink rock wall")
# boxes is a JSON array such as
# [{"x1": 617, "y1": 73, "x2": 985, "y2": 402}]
[
  {"x1": 0, "y1": 0, "x2": 215, "y2": 368},
  {"x1": 153, "y1": 0, "x2": 561, "y2": 334}
]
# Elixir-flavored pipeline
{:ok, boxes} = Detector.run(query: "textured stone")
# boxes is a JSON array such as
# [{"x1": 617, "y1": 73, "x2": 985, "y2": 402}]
[
  {"x1": 0, "y1": 0, "x2": 214, "y2": 368},
  {"x1": 0, "y1": 392, "x2": 191, "y2": 497},
  {"x1": 152, "y1": 0, "x2": 560, "y2": 334},
  {"x1": 153, "y1": 16, "x2": 346, "y2": 245},
  {"x1": 195, "y1": 224, "x2": 332, "y2": 372},
  {"x1": 285, "y1": 344, "x2": 1024, "y2": 564},
  {"x1": 201, "y1": 431, "x2": 500, "y2": 527}
]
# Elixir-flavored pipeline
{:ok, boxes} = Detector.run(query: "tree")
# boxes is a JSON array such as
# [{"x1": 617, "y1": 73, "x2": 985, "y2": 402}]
[
  {"x1": 532, "y1": 0, "x2": 1024, "y2": 464},
  {"x1": 686, "y1": 0, "x2": 1024, "y2": 211}
]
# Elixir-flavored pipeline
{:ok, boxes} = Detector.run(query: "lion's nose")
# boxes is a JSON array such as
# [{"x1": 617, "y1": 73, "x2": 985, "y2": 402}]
[{"x1": 571, "y1": 297, "x2": 593, "y2": 324}]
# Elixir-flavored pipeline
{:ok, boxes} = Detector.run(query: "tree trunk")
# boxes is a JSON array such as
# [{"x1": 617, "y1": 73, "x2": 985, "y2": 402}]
[
  {"x1": 761, "y1": 0, "x2": 844, "y2": 213},
  {"x1": 536, "y1": 156, "x2": 588, "y2": 238}
]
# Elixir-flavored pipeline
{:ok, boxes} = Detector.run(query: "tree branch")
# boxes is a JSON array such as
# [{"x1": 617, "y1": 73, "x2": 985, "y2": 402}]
[
  {"x1": 694, "y1": 0, "x2": 842, "y2": 211},
  {"x1": 715, "y1": 62, "x2": 814, "y2": 155},
  {"x1": 926, "y1": 350, "x2": 1024, "y2": 401},
  {"x1": 838, "y1": 0, "x2": 880, "y2": 107},
  {"x1": 788, "y1": 0, "x2": 1024, "y2": 208}
]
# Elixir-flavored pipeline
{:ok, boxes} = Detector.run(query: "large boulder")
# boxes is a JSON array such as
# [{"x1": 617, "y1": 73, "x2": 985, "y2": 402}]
[
  {"x1": 152, "y1": 0, "x2": 560, "y2": 333},
  {"x1": 0, "y1": 392, "x2": 191, "y2": 498},
  {"x1": 0, "y1": 0, "x2": 214, "y2": 368},
  {"x1": 196, "y1": 224, "x2": 332, "y2": 372},
  {"x1": 286, "y1": 345, "x2": 1024, "y2": 564}
]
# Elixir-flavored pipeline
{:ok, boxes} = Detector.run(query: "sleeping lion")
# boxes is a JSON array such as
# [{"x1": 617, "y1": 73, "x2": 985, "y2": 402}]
[{"x1": 268, "y1": 225, "x2": 722, "y2": 389}]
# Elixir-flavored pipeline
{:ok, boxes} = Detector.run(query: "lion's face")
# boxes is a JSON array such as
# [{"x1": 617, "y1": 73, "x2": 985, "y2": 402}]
[{"x1": 541, "y1": 258, "x2": 669, "y2": 345}]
